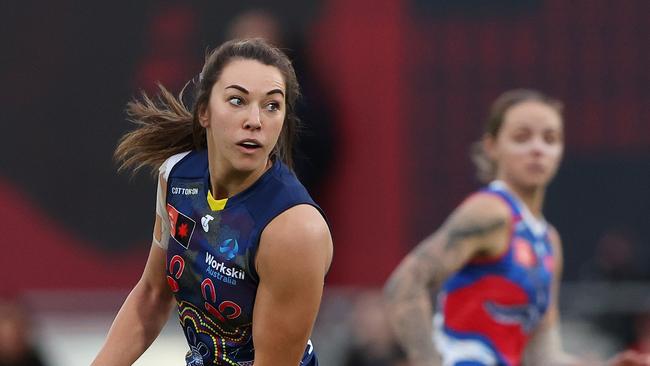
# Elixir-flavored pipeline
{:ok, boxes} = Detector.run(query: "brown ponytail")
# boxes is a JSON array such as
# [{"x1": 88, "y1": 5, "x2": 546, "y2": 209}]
[{"x1": 114, "y1": 84, "x2": 206, "y2": 175}]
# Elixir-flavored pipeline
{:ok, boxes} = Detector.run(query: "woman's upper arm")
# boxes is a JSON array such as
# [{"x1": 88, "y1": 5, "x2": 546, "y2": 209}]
[
  {"x1": 252, "y1": 204, "x2": 332, "y2": 366},
  {"x1": 523, "y1": 227, "x2": 567, "y2": 364},
  {"x1": 387, "y1": 193, "x2": 512, "y2": 294},
  {"x1": 139, "y1": 173, "x2": 172, "y2": 298},
  {"x1": 539, "y1": 225, "x2": 564, "y2": 326},
  {"x1": 139, "y1": 215, "x2": 172, "y2": 298}
]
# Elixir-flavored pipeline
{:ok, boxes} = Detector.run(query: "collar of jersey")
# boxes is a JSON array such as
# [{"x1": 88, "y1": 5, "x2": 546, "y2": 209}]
[
  {"x1": 206, "y1": 190, "x2": 228, "y2": 211},
  {"x1": 490, "y1": 180, "x2": 548, "y2": 238},
  {"x1": 203, "y1": 159, "x2": 280, "y2": 211}
]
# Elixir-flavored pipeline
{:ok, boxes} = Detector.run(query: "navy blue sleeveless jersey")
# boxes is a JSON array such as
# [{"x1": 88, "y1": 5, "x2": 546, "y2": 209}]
[
  {"x1": 163, "y1": 150, "x2": 321, "y2": 366},
  {"x1": 434, "y1": 181, "x2": 555, "y2": 366}
]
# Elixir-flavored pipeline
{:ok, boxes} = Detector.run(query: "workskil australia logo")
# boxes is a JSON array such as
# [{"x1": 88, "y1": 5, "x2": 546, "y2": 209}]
[{"x1": 205, "y1": 250, "x2": 244, "y2": 286}]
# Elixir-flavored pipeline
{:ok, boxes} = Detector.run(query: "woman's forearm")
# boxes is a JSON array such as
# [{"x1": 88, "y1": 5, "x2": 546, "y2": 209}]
[
  {"x1": 525, "y1": 322, "x2": 583, "y2": 366},
  {"x1": 92, "y1": 280, "x2": 174, "y2": 366},
  {"x1": 384, "y1": 260, "x2": 443, "y2": 366}
]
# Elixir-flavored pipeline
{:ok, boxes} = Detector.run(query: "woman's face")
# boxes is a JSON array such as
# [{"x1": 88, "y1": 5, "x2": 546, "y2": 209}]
[
  {"x1": 199, "y1": 58, "x2": 286, "y2": 174},
  {"x1": 487, "y1": 100, "x2": 564, "y2": 190}
]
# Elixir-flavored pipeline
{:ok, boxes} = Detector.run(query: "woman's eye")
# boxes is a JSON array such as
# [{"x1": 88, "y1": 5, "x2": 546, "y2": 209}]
[
  {"x1": 228, "y1": 97, "x2": 244, "y2": 106},
  {"x1": 265, "y1": 102, "x2": 280, "y2": 112},
  {"x1": 513, "y1": 133, "x2": 530, "y2": 143},
  {"x1": 544, "y1": 133, "x2": 560, "y2": 144}
]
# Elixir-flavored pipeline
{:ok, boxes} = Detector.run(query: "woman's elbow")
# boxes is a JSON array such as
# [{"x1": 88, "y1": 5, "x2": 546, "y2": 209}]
[{"x1": 133, "y1": 278, "x2": 174, "y2": 312}]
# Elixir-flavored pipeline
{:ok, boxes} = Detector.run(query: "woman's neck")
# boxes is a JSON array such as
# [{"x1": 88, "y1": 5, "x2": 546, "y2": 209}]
[
  {"x1": 207, "y1": 155, "x2": 271, "y2": 200},
  {"x1": 499, "y1": 179, "x2": 546, "y2": 218}
]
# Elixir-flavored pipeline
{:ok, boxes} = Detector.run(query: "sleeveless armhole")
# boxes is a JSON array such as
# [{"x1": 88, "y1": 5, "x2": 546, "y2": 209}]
[{"x1": 152, "y1": 151, "x2": 191, "y2": 250}]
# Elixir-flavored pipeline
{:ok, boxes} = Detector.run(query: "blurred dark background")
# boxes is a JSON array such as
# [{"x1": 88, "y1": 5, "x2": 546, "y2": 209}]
[{"x1": 1, "y1": 0, "x2": 648, "y2": 363}]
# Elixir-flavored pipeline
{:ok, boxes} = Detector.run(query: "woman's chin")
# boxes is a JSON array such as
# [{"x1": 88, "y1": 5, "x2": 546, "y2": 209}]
[
  {"x1": 519, "y1": 176, "x2": 552, "y2": 191},
  {"x1": 230, "y1": 156, "x2": 268, "y2": 175}
]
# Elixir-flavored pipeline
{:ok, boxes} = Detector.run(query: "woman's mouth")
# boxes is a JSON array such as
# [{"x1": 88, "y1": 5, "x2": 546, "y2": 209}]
[
  {"x1": 526, "y1": 163, "x2": 546, "y2": 174},
  {"x1": 237, "y1": 139, "x2": 262, "y2": 153}
]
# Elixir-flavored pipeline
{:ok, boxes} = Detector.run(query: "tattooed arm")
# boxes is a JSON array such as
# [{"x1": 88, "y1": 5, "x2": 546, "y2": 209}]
[{"x1": 383, "y1": 194, "x2": 511, "y2": 366}]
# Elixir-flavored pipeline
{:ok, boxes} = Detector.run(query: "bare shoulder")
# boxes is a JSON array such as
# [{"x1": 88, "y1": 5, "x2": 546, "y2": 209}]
[
  {"x1": 434, "y1": 192, "x2": 512, "y2": 259},
  {"x1": 546, "y1": 223, "x2": 564, "y2": 262},
  {"x1": 444, "y1": 192, "x2": 513, "y2": 239},
  {"x1": 454, "y1": 192, "x2": 512, "y2": 222},
  {"x1": 257, "y1": 204, "x2": 333, "y2": 275},
  {"x1": 262, "y1": 205, "x2": 331, "y2": 249}
]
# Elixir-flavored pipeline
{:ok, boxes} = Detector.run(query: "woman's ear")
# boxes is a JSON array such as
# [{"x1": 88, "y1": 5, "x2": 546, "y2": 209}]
[
  {"x1": 198, "y1": 104, "x2": 210, "y2": 128},
  {"x1": 482, "y1": 133, "x2": 498, "y2": 162}
]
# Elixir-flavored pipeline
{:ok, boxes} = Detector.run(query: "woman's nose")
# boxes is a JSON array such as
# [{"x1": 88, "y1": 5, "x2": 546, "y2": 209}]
[{"x1": 243, "y1": 106, "x2": 262, "y2": 130}]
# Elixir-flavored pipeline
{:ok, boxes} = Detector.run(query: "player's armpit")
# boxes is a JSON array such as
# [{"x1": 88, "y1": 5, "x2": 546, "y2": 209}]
[{"x1": 251, "y1": 204, "x2": 332, "y2": 366}]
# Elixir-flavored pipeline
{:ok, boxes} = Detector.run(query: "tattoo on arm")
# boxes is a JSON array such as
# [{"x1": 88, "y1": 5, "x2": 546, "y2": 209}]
[
  {"x1": 384, "y1": 255, "x2": 443, "y2": 365},
  {"x1": 446, "y1": 217, "x2": 506, "y2": 249},
  {"x1": 384, "y1": 214, "x2": 506, "y2": 365},
  {"x1": 385, "y1": 217, "x2": 507, "y2": 300}
]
